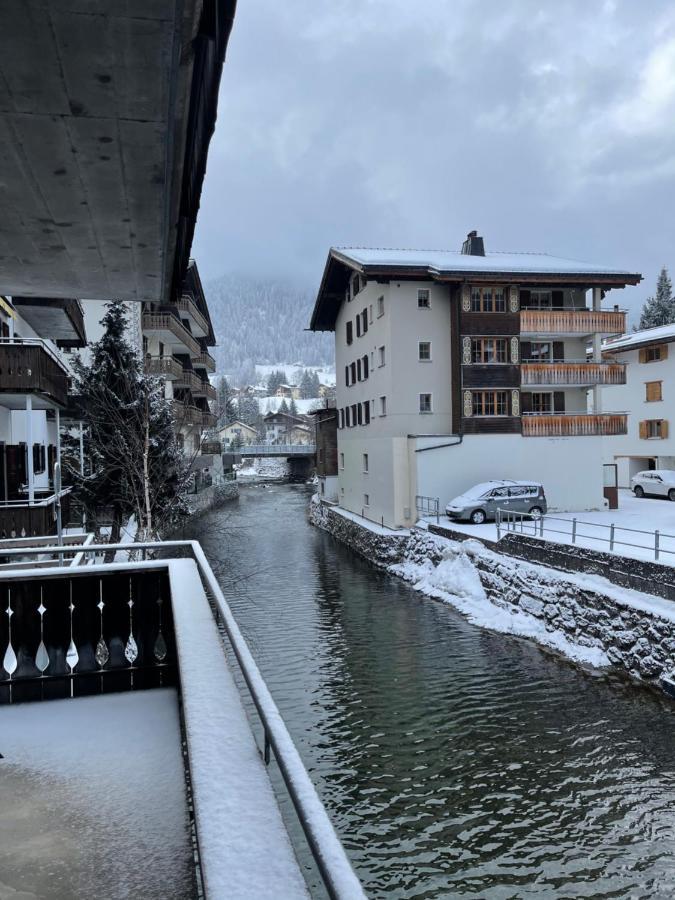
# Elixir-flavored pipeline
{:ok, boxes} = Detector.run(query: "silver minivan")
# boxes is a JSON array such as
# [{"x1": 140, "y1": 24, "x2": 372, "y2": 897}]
[{"x1": 446, "y1": 480, "x2": 547, "y2": 525}]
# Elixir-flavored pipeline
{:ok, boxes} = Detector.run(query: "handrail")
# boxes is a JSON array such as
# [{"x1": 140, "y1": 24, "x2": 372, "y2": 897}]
[
  {"x1": 240, "y1": 443, "x2": 316, "y2": 454},
  {"x1": 0, "y1": 486, "x2": 72, "y2": 508},
  {"x1": 0, "y1": 539, "x2": 366, "y2": 900},
  {"x1": 415, "y1": 494, "x2": 440, "y2": 524}
]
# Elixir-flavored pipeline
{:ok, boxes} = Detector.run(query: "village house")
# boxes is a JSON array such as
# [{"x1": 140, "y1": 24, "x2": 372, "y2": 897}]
[
  {"x1": 218, "y1": 419, "x2": 258, "y2": 447},
  {"x1": 602, "y1": 324, "x2": 675, "y2": 485},
  {"x1": 263, "y1": 410, "x2": 307, "y2": 443},
  {"x1": 309, "y1": 232, "x2": 641, "y2": 528}
]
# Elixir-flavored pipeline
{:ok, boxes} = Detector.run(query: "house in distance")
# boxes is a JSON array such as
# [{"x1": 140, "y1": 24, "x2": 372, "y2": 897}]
[{"x1": 309, "y1": 231, "x2": 641, "y2": 528}]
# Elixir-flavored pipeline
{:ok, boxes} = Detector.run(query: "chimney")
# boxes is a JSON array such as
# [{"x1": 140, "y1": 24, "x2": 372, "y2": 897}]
[{"x1": 461, "y1": 230, "x2": 485, "y2": 256}]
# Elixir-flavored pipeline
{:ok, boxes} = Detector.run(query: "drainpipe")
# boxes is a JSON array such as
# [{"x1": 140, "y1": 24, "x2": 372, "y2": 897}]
[
  {"x1": 414, "y1": 434, "x2": 463, "y2": 453},
  {"x1": 26, "y1": 395, "x2": 34, "y2": 504}
]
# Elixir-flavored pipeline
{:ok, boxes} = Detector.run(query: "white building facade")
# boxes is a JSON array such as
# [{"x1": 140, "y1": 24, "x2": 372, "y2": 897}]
[
  {"x1": 602, "y1": 324, "x2": 675, "y2": 485},
  {"x1": 310, "y1": 235, "x2": 641, "y2": 528}
]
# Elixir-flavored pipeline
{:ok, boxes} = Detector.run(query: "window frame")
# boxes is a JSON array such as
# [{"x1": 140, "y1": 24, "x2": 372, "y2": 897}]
[
  {"x1": 345, "y1": 320, "x2": 353, "y2": 345},
  {"x1": 418, "y1": 341, "x2": 432, "y2": 362},
  {"x1": 470, "y1": 286, "x2": 506, "y2": 313},
  {"x1": 380, "y1": 396, "x2": 387, "y2": 416},
  {"x1": 377, "y1": 295, "x2": 384, "y2": 318},
  {"x1": 378, "y1": 346, "x2": 385, "y2": 367},
  {"x1": 417, "y1": 288, "x2": 431, "y2": 309},
  {"x1": 363, "y1": 453, "x2": 369, "y2": 473},
  {"x1": 419, "y1": 392, "x2": 433, "y2": 414},
  {"x1": 471, "y1": 390, "x2": 509, "y2": 416},
  {"x1": 470, "y1": 337, "x2": 508, "y2": 364}
]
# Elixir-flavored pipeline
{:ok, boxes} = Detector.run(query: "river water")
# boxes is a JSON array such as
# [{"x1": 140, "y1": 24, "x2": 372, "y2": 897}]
[{"x1": 184, "y1": 484, "x2": 675, "y2": 899}]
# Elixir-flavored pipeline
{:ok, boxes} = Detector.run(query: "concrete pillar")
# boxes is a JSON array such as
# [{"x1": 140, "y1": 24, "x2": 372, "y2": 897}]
[
  {"x1": 26, "y1": 395, "x2": 34, "y2": 503},
  {"x1": 592, "y1": 286, "x2": 603, "y2": 311}
]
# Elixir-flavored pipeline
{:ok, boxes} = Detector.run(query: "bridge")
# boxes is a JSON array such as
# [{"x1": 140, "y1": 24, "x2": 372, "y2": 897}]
[{"x1": 238, "y1": 444, "x2": 316, "y2": 458}]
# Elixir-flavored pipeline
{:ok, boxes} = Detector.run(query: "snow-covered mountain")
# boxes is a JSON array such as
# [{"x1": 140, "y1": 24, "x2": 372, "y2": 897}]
[{"x1": 203, "y1": 274, "x2": 334, "y2": 385}]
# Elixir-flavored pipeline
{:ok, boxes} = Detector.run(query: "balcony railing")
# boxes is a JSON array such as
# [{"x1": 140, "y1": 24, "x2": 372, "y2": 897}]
[
  {"x1": 521, "y1": 361, "x2": 627, "y2": 386},
  {"x1": 201, "y1": 410, "x2": 217, "y2": 428},
  {"x1": 0, "y1": 339, "x2": 69, "y2": 407},
  {"x1": 175, "y1": 296, "x2": 209, "y2": 336},
  {"x1": 520, "y1": 309, "x2": 626, "y2": 335},
  {"x1": 192, "y1": 352, "x2": 216, "y2": 373},
  {"x1": 144, "y1": 355, "x2": 183, "y2": 380},
  {"x1": 171, "y1": 401, "x2": 203, "y2": 426},
  {"x1": 522, "y1": 412, "x2": 627, "y2": 437},
  {"x1": 193, "y1": 380, "x2": 216, "y2": 400},
  {"x1": 201, "y1": 440, "x2": 222, "y2": 455},
  {"x1": 142, "y1": 313, "x2": 200, "y2": 356},
  {"x1": 175, "y1": 368, "x2": 202, "y2": 391},
  {"x1": 0, "y1": 489, "x2": 72, "y2": 538}
]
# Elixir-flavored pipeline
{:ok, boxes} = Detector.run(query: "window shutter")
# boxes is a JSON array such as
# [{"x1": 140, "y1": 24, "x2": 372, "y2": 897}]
[
  {"x1": 639, "y1": 420, "x2": 648, "y2": 439},
  {"x1": 552, "y1": 290, "x2": 563, "y2": 306},
  {"x1": 661, "y1": 420, "x2": 669, "y2": 439},
  {"x1": 639, "y1": 348, "x2": 647, "y2": 363},
  {"x1": 661, "y1": 344, "x2": 669, "y2": 360},
  {"x1": 553, "y1": 392, "x2": 565, "y2": 413},
  {"x1": 553, "y1": 342, "x2": 565, "y2": 361}
]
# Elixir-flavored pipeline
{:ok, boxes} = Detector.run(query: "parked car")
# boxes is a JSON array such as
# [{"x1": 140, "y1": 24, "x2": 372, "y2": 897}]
[
  {"x1": 445, "y1": 480, "x2": 547, "y2": 525},
  {"x1": 631, "y1": 470, "x2": 675, "y2": 501}
]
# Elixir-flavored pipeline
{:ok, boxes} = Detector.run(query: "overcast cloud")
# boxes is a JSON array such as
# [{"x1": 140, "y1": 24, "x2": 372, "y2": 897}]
[{"x1": 192, "y1": 0, "x2": 675, "y2": 319}]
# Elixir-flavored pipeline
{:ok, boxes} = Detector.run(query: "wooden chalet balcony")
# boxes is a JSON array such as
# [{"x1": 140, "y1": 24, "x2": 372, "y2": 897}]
[
  {"x1": 201, "y1": 410, "x2": 217, "y2": 428},
  {"x1": 193, "y1": 379, "x2": 216, "y2": 401},
  {"x1": 142, "y1": 313, "x2": 200, "y2": 356},
  {"x1": 175, "y1": 368, "x2": 202, "y2": 391},
  {"x1": 201, "y1": 440, "x2": 222, "y2": 455},
  {"x1": 193, "y1": 352, "x2": 216, "y2": 373},
  {"x1": 0, "y1": 489, "x2": 71, "y2": 539},
  {"x1": 171, "y1": 401, "x2": 203, "y2": 426},
  {"x1": 0, "y1": 340, "x2": 69, "y2": 407},
  {"x1": 175, "y1": 296, "x2": 209, "y2": 337},
  {"x1": 520, "y1": 309, "x2": 626, "y2": 336},
  {"x1": 145, "y1": 355, "x2": 183, "y2": 380},
  {"x1": 521, "y1": 361, "x2": 626, "y2": 386},
  {"x1": 522, "y1": 412, "x2": 627, "y2": 437}
]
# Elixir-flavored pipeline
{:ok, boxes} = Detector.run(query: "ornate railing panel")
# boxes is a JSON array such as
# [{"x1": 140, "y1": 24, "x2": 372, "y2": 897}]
[
  {"x1": 520, "y1": 309, "x2": 626, "y2": 335},
  {"x1": 521, "y1": 362, "x2": 626, "y2": 385},
  {"x1": 521, "y1": 412, "x2": 627, "y2": 437}
]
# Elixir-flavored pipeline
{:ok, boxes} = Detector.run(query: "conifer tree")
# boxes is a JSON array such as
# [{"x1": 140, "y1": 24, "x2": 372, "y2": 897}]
[
  {"x1": 71, "y1": 301, "x2": 188, "y2": 547},
  {"x1": 289, "y1": 397, "x2": 298, "y2": 417},
  {"x1": 278, "y1": 398, "x2": 289, "y2": 414},
  {"x1": 638, "y1": 267, "x2": 675, "y2": 330},
  {"x1": 216, "y1": 375, "x2": 236, "y2": 426},
  {"x1": 299, "y1": 370, "x2": 313, "y2": 399}
]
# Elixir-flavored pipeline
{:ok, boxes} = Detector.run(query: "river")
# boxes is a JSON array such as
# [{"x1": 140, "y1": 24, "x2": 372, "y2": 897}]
[{"x1": 183, "y1": 484, "x2": 675, "y2": 899}]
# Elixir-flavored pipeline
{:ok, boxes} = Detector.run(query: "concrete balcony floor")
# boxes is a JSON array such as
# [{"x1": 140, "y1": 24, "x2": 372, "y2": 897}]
[{"x1": 0, "y1": 689, "x2": 196, "y2": 900}]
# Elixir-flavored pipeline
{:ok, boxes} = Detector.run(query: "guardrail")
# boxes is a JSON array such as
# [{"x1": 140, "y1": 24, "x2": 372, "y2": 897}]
[
  {"x1": 415, "y1": 494, "x2": 440, "y2": 523},
  {"x1": 496, "y1": 508, "x2": 675, "y2": 562},
  {"x1": 239, "y1": 443, "x2": 316, "y2": 455},
  {"x1": 0, "y1": 539, "x2": 366, "y2": 900}
]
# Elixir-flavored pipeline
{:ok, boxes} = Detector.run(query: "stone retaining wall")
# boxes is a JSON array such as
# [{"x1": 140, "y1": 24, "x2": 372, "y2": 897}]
[{"x1": 311, "y1": 498, "x2": 675, "y2": 690}]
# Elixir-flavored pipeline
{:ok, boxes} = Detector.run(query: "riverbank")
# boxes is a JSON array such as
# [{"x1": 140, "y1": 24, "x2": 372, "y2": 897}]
[{"x1": 309, "y1": 496, "x2": 675, "y2": 691}]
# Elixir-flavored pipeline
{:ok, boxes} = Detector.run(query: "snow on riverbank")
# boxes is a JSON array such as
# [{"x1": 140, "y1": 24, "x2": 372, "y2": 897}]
[
  {"x1": 236, "y1": 457, "x2": 289, "y2": 482},
  {"x1": 391, "y1": 538, "x2": 610, "y2": 668}
]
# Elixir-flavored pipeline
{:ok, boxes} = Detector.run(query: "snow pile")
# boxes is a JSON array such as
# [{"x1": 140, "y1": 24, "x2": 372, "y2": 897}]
[
  {"x1": 391, "y1": 537, "x2": 610, "y2": 668},
  {"x1": 237, "y1": 457, "x2": 289, "y2": 482}
]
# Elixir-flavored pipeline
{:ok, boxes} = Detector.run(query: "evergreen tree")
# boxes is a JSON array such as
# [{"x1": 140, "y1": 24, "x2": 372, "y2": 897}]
[
  {"x1": 309, "y1": 370, "x2": 321, "y2": 397},
  {"x1": 266, "y1": 369, "x2": 288, "y2": 395},
  {"x1": 216, "y1": 375, "x2": 236, "y2": 426},
  {"x1": 238, "y1": 395, "x2": 260, "y2": 427},
  {"x1": 278, "y1": 398, "x2": 289, "y2": 414},
  {"x1": 71, "y1": 301, "x2": 188, "y2": 547},
  {"x1": 289, "y1": 397, "x2": 298, "y2": 417},
  {"x1": 638, "y1": 267, "x2": 675, "y2": 330},
  {"x1": 298, "y1": 370, "x2": 312, "y2": 398}
]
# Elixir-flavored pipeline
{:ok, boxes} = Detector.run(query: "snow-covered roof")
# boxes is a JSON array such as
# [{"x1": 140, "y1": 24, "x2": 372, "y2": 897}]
[
  {"x1": 333, "y1": 247, "x2": 632, "y2": 277},
  {"x1": 604, "y1": 322, "x2": 675, "y2": 354}
]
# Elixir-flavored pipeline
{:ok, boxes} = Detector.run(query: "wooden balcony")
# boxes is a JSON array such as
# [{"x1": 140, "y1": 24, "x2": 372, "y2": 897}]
[
  {"x1": 0, "y1": 340, "x2": 69, "y2": 408},
  {"x1": 201, "y1": 440, "x2": 222, "y2": 455},
  {"x1": 0, "y1": 490, "x2": 71, "y2": 539},
  {"x1": 520, "y1": 309, "x2": 626, "y2": 336},
  {"x1": 171, "y1": 401, "x2": 203, "y2": 426},
  {"x1": 521, "y1": 361, "x2": 626, "y2": 386},
  {"x1": 145, "y1": 355, "x2": 183, "y2": 380},
  {"x1": 142, "y1": 313, "x2": 200, "y2": 356},
  {"x1": 201, "y1": 410, "x2": 217, "y2": 428},
  {"x1": 522, "y1": 413, "x2": 627, "y2": 437},
  {"x1": 175, "y1": 368, "x2": 202, "y2": 391},
  {"x1": 193, "y1": 379, "x2": 217, "y2": 401},
  {"x1": 175, "y1": 296, "x2": 209, "y2": 337},
  {"x1": 193, "y1": 352, "x2": 216, "y2": 373}
]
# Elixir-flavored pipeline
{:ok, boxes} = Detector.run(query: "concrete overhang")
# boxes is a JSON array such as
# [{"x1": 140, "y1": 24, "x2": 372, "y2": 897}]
[
  {"x1": 0, "y1": 0, "x2": 235, "y2": 304},
  {"x1": 12, "y1": 297, "x2": 86, "y2": 347}
]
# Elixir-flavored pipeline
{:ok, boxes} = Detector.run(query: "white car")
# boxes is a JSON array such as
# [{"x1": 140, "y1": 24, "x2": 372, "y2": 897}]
[{"x1": 631, "y1": 470, "x2": 675, "y2": 501}]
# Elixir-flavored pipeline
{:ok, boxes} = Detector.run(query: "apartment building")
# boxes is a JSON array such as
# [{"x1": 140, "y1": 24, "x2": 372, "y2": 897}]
[
  {"x1": 0, "y1": 296, "x2": 86, "y2": 537},
  {"x1": 310, "y1": 232, "x2": 641, "y2": 528},
  {"x1": 602, "y1": 324, "x2": 675, "y2": 485}
]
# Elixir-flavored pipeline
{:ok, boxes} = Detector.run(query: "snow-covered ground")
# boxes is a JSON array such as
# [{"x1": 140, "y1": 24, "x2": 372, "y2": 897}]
[
  {"x1": 258, "y1": 395, "x2": 325, "y2": 415},
  {"x1": 0, "y1": 689, "x2": 195, "y2": 900},
  {"x1": 236, "y1": 456, "x2": 289, "y2": 482},
  {"x1": 424, "y1": 490, "x2": 675, "y2": 564}
]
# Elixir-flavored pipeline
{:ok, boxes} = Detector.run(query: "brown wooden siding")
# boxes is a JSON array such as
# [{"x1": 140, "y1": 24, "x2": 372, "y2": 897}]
[
  {"x1": 462, "y1": 365, "x2": 520, "y2": 388},
  {"x1": 462, "y1": 417, "x2": 522, "y2": 435},
  {"x1": 460, "y1": 312, "x2": 520, "y2": 336},
  {"x1": 450, "y1": 286, "x2": 461, "y2": 432}
]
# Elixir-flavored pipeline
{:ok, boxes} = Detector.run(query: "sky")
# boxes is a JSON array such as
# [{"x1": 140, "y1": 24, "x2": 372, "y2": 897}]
[{"x1": 192, "y1": 0, "x2": 675, "y2": 321}]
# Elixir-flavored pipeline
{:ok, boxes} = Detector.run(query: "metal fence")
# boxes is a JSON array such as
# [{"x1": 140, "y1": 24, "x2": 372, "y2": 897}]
[
  {"x1": 0, "y1": 539, "x2": 365, "y2": 900},
  {"x1": 238, "y1": 443, "x2": 316, "y2": 456},
  {"x1": 415, "y1": 495, "x2": 440, "y2": 524},
  {"x1": 496, "y1": 508, "x2": 675, "y2": 562}
]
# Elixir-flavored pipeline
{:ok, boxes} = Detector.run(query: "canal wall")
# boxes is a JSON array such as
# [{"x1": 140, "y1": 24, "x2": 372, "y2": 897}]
[{"x1": 309, "y1": 498, "x2": 675, "y2": 689}]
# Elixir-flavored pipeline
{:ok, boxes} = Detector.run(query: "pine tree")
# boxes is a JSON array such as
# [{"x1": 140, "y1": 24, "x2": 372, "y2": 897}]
[
  {"x1": 71, "y1": 301, "x2": 188, "y2": 547},
  {"x1": 238, "y1": 395, "x2": 260, "y2": 427},
  {"x1": 299, "y1": 370, "x2": 312, "y2": 399},
  {"x1": 216, "y1": 375, "x2": 236, "y2": 426},
  {"x1": 278, "y1": 398, "x2": 289, "y2": 414},
  {"x1": 638, "y1": 267, "x2": 675, "y2": 330},
  {"x1": 289, "y1": 397, "x2": 298, "y2": 417},
  {"x1": 309, "y1": 370, "x2": 321, "y2": 397}
]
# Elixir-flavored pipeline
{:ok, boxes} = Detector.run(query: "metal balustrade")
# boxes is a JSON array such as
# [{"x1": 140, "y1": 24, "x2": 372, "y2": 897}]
[
  {"x1": 0, "y1": 540, "x2": 366, "y2": 900},
  {"x1": 416, "y1": 494, "x2": 440, "y2": 523},
  {"x1": 238, "y1": 443, "x2": 316, "y2": 456}
]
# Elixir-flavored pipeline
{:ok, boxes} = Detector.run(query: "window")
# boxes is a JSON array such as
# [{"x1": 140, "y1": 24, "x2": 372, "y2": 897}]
[
  {"x1": 363, "y1": 453, "x2": 369, "y2": 472},
  {"x1": 361, "y1": 309, "x2": 368, "y2": 334},
  {"x1": 377, "y1": 295, "x2": 384, "y2": 317},
  {"x1": 369, "y1": 305, "x2": 373, "y2": 324},
  {"x1": 640, "y1": 419, "x2": 669, "y2": 439},
  {"x1": 362, "y1": 355, "x2": 369, "y2": 379},
  {"x1": 345, "y1": 365, "x2": 350, "y2": 387},
  {"x1": 345, "y1": 407, "x2": 351, "y2": 427},
  {"x1": 646, "y1": 381, "x2": 663, "y2": 402},
  {"x1": 418, "y1": 341, "x2": 432, "y2": 361},
  {"x1": 419, "y1": 393, "x2": 432, "y2": 413},
  {"x1": 470, "y1": 286, "x2": 506, "y2": 313},
  {"x1": 340, "y1": 452, "x2": 345, "y2": 469},
  {"x1": 380, "y1": 396, "x2": 387, "y2": 416},
  {"x1": 418, "y1": 289, "x2": 430, "y2": 309},
  {"x1": 356, "y1": 315, "x2": 361, "y2": 338},
  {"x1": 357, "y1": 358, "x2": 362, "y2": 381},
  {"x1": 530, "y1": 392, "x2": 553, "y2": 413},
  {"x1": 378, "y1": 346, "x2": 386, "y2": 366},
  {"x1": 363, "y1": 401, "x2": 371, "y2": 424},
  {"x1": 525, "y1": 341, "x2": 553, "y2": 362},
  {"x1": 529, "y1": 290, "x2": 553, "y2": 309},
  {"x1": 352, "y1": 275, "x2": 360, "y2": 297},
  {"x1": 471, "y1": 390, "x2": 508, "y2": 416},
  {"x1": 346, "y1": 321, "x2": 353, "y2": 345},
  {"x1": 470, "y1": 337, "x2": 507, "y2": 364},
  {"x1": 350, "y1": 361, "x2": 357, "y2": 384},
  {"x1": 638, "y1": 346, "x2": 668, "y2": 363},
  {"x1": 33, "y1": 443, "x2": 46, "y2": 475},
  {"x1": 364, "y1": 493, "x2": 370, "y2": 507},
  {"x1": 357, "y1": 403, "x2": 363, "y2": 425},
  {"x1": 338, "y1": 409, "x2": 344, "y2": 429},
  {"x1": 370, "y1": 351, "x2": 374, "y2": 369},
  {"x1": 352, "y1": 403, "x2": 358, "y2": 426}
]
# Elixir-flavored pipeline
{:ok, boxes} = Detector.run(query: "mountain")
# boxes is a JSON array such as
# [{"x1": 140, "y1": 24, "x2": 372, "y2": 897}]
[{"x1": 203, "y1": 273, "x2": 334, "y2": 385}]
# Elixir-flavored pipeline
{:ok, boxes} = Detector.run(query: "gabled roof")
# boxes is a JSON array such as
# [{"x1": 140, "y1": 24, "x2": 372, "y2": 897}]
[
  {"x1": 310, "y1": 246, "x2": 642, "y2": 331},
  {"x1": 604, "y1": 322, "x2": 675, "y2": 354}
]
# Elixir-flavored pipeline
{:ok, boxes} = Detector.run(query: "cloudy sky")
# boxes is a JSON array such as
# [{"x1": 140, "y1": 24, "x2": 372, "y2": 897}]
[{"x1": 192, "y1": 0, "x2": 675, "y2": 319}]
